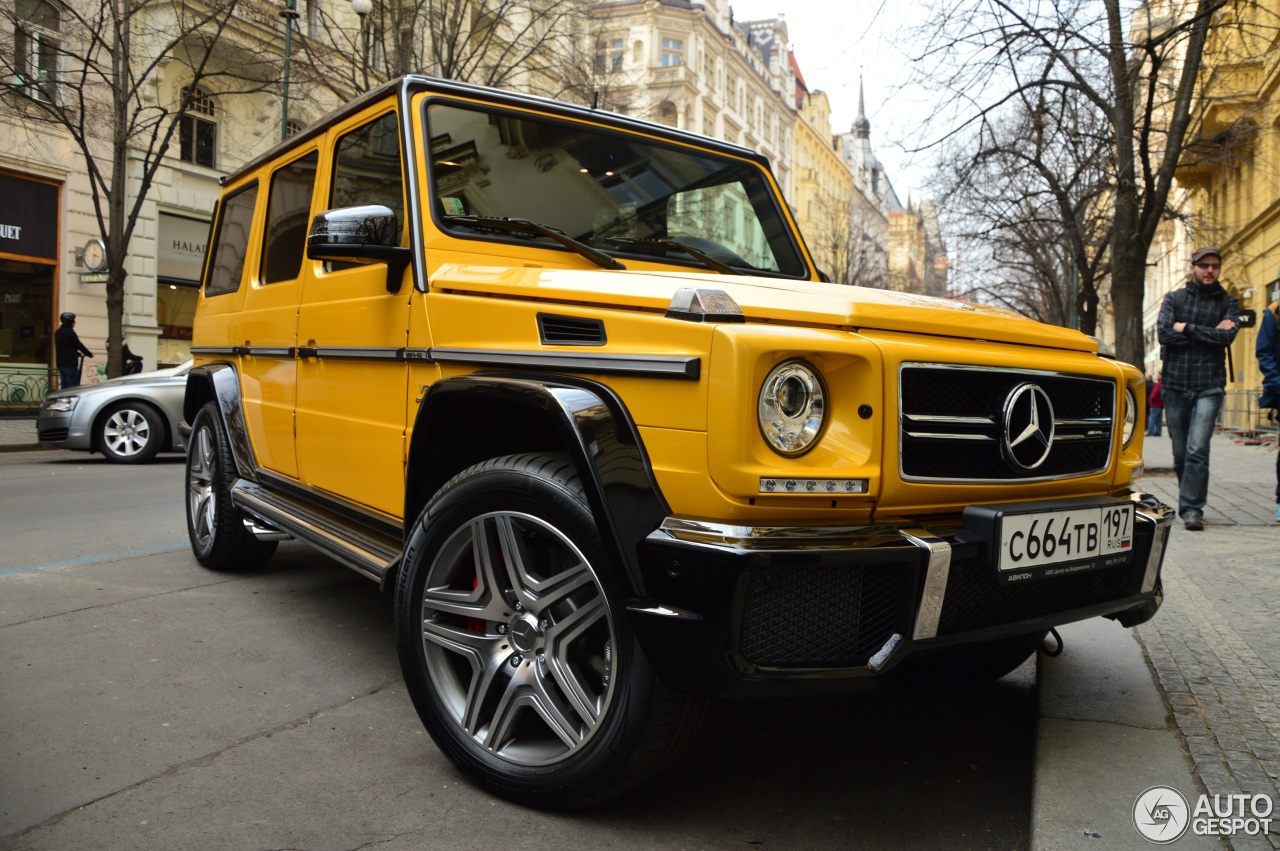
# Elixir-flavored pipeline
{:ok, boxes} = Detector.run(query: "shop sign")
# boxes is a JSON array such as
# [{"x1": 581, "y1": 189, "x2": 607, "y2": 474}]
[{"x1": 0, "y1": 173, "x2": 59, "y2": 260}]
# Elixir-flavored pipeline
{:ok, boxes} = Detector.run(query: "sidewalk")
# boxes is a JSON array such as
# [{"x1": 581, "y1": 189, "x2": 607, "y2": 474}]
[
  {"x1": 0, "y1": 414, "x2": 40, "y2": 453},
  {"x1": 1035, "y1": 430, "x2": 1280, "y2": 850}
]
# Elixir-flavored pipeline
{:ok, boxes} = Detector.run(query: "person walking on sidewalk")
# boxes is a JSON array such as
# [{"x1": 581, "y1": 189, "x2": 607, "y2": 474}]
[
  {"x1": 1257, "y1": 299, "x2": 1280, "y2": 520},
  {"x1": 1156, "y1": 247, "x2": 1239, "y2": 531},
  {"x1": 53, "y1": 312, "x2": 93, "y2": 389},
  {"x1": 1146, "y1": 374, "x2": 1164, "y2": 436}
]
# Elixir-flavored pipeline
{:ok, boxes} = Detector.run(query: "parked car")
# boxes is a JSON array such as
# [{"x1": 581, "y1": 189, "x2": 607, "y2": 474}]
[
  {"x1": 37, "y1": 361, "x2": 192, "y2": 463},
  {"x1": 183, "y1": 76, "x2": 1172, "y2": 809}
]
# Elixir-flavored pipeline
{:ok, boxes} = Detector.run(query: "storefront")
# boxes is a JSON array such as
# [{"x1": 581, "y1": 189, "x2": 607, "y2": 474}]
[
  {"x1": 156, "y1": 212, "x2": 207, "y2": 367},
  {"x1": 0, "y1": 171, "x2": 59, "y2": 409}
]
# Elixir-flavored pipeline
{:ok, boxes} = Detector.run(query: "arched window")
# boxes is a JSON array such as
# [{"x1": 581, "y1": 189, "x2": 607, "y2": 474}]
[
  {"x1": 657, "y1": 101, "x2": 677, "y2": 128},
  {"x1": 180, "y1": 85, "x2": 217, "y2": 168}
]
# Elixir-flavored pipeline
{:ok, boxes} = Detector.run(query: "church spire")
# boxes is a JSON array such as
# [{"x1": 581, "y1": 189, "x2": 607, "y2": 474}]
[{"x1": 854, "y1": 76, "x2": 871, "y2": 139}]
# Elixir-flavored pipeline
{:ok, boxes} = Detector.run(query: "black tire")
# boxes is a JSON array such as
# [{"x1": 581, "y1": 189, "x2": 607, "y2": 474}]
[
  {"x1": 892, "y1": 630, "x2": 1046, "y2": 688},
  {"x1": 98, "y1": 402, "x2": 164, "y2": 464},
  {"x1": 185, "y1": 401, "x2": 277, "y2": 571},
  {"x1": 396, "y1": 452, "x2": 709, "y2": 809}
]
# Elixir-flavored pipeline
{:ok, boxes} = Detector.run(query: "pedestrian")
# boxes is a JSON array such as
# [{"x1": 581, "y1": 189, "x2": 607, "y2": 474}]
[
  {"x1": 53, "y1": 312, "x2": 93, "y2": 389},
  {"x1": 1146, "y1": 374, "x2": 1164, "y2": 436},
  {"x1": 1257, "y1": 298, "x2": 1280, "y2": 521},
  {"x1": 1156, "y1": 246, "x2": 1240, "y2": 531}
]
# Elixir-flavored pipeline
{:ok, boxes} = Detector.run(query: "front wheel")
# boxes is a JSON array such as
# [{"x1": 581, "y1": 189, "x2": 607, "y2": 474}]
[
  {"x1": 396, "y1": 453, "x2": 708, "y2": 809},
  {"x1": 185, "y1": 401, "x2": 277, "y2": 571},
  {"x1": 98, "y1": 402, "x2": 164, "y2": 464}
]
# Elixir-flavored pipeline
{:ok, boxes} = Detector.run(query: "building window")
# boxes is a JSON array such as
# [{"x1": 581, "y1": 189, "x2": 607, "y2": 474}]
[
  {"x1": 660, "y1": 38, "x2": 682, "y2": 67},
  {"x1": 595, "y1": 37, "x2": 623, "y2": 72},
  {"x1": 179, "y1": 85, "x2": 216, "y2": 168},
  {"x1": 14, "y1": 0, "x2": 60, "y2": 102}
]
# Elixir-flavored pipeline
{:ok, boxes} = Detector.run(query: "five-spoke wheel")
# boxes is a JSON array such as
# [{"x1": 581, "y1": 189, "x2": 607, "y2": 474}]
[
  {"x1": 185, "y1": 402, "x2": 277, "y2": 571},
  {"x1": 397, "y1": 453, "x2": 707, "y2": 808}
]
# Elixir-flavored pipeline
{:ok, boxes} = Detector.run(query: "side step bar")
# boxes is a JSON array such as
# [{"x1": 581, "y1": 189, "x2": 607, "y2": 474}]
[{"x1": 231, "y1": 481, "x2": 402, "y2": 584}]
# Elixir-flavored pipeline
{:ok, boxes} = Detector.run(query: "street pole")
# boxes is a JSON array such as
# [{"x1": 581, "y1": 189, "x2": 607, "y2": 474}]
[
  {"x1": 280, "y1": 0, "x2": 299, "y2": 141},
  {"x1": 351, "y1": 0, "x2": 372, "y2": 92}
]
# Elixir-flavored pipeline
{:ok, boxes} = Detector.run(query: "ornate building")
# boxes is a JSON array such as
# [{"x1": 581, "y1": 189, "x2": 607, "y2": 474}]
[{"x1": 585, "y1": 0, "x2": 795, "y2": 197}]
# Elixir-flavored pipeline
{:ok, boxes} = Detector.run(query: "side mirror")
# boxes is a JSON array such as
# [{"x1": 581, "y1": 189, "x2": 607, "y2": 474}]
[{"x1": 306, "y1": 205, "x2": 412, "y2": 293}]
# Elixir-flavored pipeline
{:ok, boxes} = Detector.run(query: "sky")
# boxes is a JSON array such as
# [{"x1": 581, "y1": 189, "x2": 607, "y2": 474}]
[{"x1": 726, "y1": 0, "x2": 934, "y2": 200}]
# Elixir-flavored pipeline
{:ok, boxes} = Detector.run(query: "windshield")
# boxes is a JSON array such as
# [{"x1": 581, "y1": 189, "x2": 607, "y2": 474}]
[{"x1": 423, "y1": 101, "x2": 807, "y2": 277}]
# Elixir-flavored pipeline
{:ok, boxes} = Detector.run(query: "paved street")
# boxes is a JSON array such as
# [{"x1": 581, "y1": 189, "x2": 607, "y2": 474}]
[
  {"x1": 1, "y1": 414, "x2": 1277, "y2": 849},
  {"x1": 1135, "y1": 429, "x2": 1280, "y2": 851},
  {"x1": 0, "y1": 443, "x2": 1035, "y2": 850}
]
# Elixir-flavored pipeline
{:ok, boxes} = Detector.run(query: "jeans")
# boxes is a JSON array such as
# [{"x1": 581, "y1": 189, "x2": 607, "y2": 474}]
[
  {"x1": 1162, "y1": 387, "x2": 1224, "y2": 517},
  {"x1": 57, "y1": 366, "x2": 82, "y2": 389},
  {"x1": 1146, "y1": 406, "x2": 1163, "y2": 436}
]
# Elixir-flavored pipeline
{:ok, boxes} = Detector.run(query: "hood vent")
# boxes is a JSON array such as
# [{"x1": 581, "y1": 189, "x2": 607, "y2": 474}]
[{"x1": 538, "y1": 313, "x2": 606, "y2": 346}]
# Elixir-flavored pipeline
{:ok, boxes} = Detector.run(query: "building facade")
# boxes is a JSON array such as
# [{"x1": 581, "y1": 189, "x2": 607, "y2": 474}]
[
  {"x1": 0, "y1": 0, "x2": 368, "y2": 406},
  {"x1": 585, "y1": 0, "x2": 795, "y2": 198}
]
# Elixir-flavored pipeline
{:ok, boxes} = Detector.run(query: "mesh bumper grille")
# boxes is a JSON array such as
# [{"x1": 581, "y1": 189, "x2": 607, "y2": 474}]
[{"x1": 739, "y1": 562, "x2": 908, "y2": 667}]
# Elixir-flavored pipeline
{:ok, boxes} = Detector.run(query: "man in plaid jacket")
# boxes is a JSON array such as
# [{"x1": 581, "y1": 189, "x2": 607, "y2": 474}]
[{"x1": 1156, "y1": 246, "x2": 1240, "y2": 531}]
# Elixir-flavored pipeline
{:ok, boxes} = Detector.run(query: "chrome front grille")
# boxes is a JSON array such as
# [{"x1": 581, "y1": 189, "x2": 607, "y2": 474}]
[{"x1": 899, "y1": 363, "x2": 1115, "y2": 482}]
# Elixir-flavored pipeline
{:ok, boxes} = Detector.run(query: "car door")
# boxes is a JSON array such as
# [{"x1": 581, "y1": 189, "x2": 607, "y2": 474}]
[
  {"x1": 294, "y1": 106, "x2": 412, "y2": 517},
  {"x1": 235, "y1": 147, "x2": 320, "y2": 478}
]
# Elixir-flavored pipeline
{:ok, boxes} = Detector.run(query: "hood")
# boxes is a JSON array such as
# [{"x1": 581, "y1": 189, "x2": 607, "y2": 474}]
[
  {"x1": 430, "y1": 265, "x2": 1098, "y2": 353},
  {"x1": 44, "y1": 361, "x2": 192, "y2": 399}
]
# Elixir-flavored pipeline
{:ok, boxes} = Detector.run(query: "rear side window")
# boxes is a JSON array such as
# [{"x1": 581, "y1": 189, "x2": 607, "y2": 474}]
[
  {"x1": 331, "y1": 111, "x2": 404, "y2": 239},
  {"x1": 204, "y1": 182, "x2": 259, "y2": 296},
  {"x1": 261, "y1": 151, "x2": 319, "y2": 284}
]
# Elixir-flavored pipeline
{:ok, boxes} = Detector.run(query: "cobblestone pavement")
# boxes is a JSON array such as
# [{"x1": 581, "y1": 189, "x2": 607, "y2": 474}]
[{"x1": 1138, "y1": 430, "x2": 1279, "y2": 850}]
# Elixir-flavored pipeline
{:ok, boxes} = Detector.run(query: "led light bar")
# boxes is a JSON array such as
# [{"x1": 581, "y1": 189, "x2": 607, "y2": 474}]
[{"x1": 759, "y1": 478, "x2": 869, "y2": 495}]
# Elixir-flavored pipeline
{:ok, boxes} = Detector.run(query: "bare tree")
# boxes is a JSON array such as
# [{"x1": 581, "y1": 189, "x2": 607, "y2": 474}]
[
  {"x1": 909, "y1": 0, "x2": 1233, "y2": 366},
  {"x1": 934, "y1": 90, "x2": 1113, "y2": 329},
  {"x1": 804, "y1": 184, "x2": 888, "y2": 287},
  {"x1": 348, "y1": 0, "x2": 584, "y2": 94},
  {"x1": 1, "y1": 0, "x2": 278, "y2": 378}
]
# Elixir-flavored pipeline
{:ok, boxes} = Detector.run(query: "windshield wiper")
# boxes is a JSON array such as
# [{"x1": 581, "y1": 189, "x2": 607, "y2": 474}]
[
  {"x1": 604, "y1": 237, "x2": 742, "y2": 275},
  {"x1": 442, "y1": 215, "x2": 625, "y2": 270}
]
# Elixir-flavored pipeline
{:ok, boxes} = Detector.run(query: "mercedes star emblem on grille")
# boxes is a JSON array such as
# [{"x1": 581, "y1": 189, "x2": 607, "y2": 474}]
[{"x1": 1002, "y1": 383, "x2": 1055, "y2": 471}]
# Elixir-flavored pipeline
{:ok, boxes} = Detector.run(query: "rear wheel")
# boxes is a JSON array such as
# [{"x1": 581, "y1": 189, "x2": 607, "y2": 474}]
[
  {"x1": 98, "y1": 402, "x2": 164, "y2": 464},
  {"x1": 397, "y1": 453, "x2": 708, "y2": 809},
  {"x1": 185, "y1": 401, "x2": 277, "y2": 571}
]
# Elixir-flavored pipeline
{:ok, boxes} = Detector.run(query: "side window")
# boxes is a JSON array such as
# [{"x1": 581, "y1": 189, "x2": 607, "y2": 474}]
[
  {"x1": 261, "y1": 151, "x2": 319, "y2": 284},
  {"x1": 204, "y1": 183, "x2": 259, "y2": 296},
  {"x1": 331, "y1": 111, "x2": 404, "y2": 240}
]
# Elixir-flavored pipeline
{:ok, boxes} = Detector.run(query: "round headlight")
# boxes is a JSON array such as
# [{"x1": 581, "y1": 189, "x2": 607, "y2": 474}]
[
  {"x1": 1122, "y1": 386, "x2": 1138, "y2": 447},
  {"x1": 758, "y1": 360, "x2": 826, "y2": 456}
]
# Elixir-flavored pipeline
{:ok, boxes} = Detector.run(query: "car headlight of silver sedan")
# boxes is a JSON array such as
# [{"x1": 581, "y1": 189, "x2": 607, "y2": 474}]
[
  {"x1": 42, "y1": 396, "x2": 79, "y2": 413},
  {"x1": 758, "y1": 359, "x2": 826, "y2": 456}
]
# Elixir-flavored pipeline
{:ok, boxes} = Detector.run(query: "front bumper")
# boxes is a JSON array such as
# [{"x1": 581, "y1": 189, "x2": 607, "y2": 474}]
[
  {"x1": 35, "y1": 410, "x2": 90, "y2": 449},
  {"x1": 627, "y1": 491, "x2": 1174, "y2": 699}
]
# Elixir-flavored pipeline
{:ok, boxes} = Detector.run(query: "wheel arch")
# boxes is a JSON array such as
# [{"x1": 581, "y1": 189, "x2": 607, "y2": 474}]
[
  {"x1": 404, "y1": 374, "x2": 670, "y2": 598},
  {"x1": 183, "y1": 363, "x2": 259, "y2": 481}
]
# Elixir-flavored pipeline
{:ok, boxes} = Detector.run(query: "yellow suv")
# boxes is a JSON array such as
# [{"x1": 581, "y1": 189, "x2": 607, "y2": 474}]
[{"x1": 183, "y1": 76, "x2": 1173, "y2": 808}]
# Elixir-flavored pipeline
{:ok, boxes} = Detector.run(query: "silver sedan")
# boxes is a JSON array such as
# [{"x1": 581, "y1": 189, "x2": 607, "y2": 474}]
[{"x1": 36, "y1": 361, "x2": 192, "y2": 463}]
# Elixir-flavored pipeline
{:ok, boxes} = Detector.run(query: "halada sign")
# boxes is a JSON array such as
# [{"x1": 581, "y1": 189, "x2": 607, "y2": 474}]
[{"x1": 158, "y1": 213, "x2": 210, "y2": 284}]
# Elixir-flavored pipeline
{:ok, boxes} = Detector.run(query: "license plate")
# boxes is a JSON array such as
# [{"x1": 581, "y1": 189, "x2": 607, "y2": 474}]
[{"x1": 998, "y1": 504, "x2": 1134, "y2": 575}]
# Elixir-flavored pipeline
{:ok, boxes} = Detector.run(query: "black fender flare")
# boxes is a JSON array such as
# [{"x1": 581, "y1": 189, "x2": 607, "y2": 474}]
[
  {"x1": 405, "y1": 373, "x2": 670, "y2": 598},
  {"x1": 183, "y1": 363, "x2": 259, "y2": 482}
]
